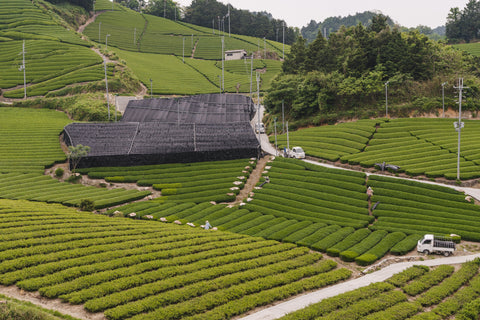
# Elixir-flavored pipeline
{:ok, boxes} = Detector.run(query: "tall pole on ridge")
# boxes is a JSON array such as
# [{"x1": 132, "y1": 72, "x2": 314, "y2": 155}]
[
  {"x1": 104, "y1": 59, "x2": 110, "y2": 121},
  {"x1": 442, "y1": 82, "x2": 447, "y2": 118},
  {"x1": 454, "y1": 78, "x2": 468, "y2": 181},
  {"x1": 221, "y1": 36, "x2": 225, "y2": 92},
  {"x1": 385, "y1": 81, "x2": 389, "y2": 117},
  {"x1": 228, "y1": 4, "x2": 231, "y2": 37}
]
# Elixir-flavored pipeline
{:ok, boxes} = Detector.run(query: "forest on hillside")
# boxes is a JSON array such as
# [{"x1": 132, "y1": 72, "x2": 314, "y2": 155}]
[{"x1": 265, "y1": 14, "x2": 480, "y2": 127}]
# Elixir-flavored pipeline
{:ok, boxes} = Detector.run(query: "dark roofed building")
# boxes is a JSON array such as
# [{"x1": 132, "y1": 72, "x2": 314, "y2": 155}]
[{"x1": 63, "y1": 94, "x2": 260, "y2": 168}]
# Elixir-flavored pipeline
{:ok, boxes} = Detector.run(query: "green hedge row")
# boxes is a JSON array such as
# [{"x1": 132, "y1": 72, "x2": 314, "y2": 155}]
[
  {"x1": 297, "y1": 225, "x2": 342, "y2": 247},
  {"x1": 386, "y1": 265, "x2": 429, "y2": 287},
  {"x1": 326, "y1": 229, "x2": 371, "y2": 257},
  {"x1": 339, "y1": 230, "x2": 388, "y2": 262},
  {"x1": 310, "y1": 227, "x2": 355, "y2": 253},
  {"x1": 279, "y1": 282, "x2": 394, "y2": 320},
  {"x1": 355, "y1": 232, "x2": 406, "y2": 266},
  {"x1": 416, "y1": 261, "x2": 480, "y2": 307},
  {"x1": 403, "y1": 265, "x2": 455, "y2": 296},
  {"x1": 389, "y1": 234, "x2": 423, "y2": 255}
]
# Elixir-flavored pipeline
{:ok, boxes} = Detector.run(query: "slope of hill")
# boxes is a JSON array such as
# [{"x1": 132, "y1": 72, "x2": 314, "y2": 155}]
[
  {"x1": 0, "y1": 0, "x2": 110, "y2": 99},
  {"x1": 82, "y1": 0, "x2": 288, "y2": 95}
]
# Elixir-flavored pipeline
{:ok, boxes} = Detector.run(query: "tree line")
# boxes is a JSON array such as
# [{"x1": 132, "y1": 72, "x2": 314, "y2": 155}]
[
  {"x1": 265, "y1": 14, "x2": 480, "y2": 126},
  {"x1": 446, "y1": 0, "x2": 480, "y2": 43},
  {"x1": 45, "y1": 0, "x2": 93, "y2": 11},
  {"x1": 114, "y1": 0, "x2": 297, "y2": 45}
]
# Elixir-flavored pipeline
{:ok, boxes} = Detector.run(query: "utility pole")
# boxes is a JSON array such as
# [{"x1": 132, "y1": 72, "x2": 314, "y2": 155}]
[
  {"x1": 104, "y1": 59, "x2": 110, "y2": 120},
  {"x1": 105, "y1": 34, "x2": 110, "y2": 50},
  {"x1": 149, "y1": 78, "x2": 153, "y2": 98},
  {"x1": 282, "y1": 22, "x2": 285, "y2": 60},
  {"x1": 256, "y1": 71, "x2": 261, "y2": 144},
  {"x1": 228, "y1": 4, "x2": 231, "y2": 37},
  {"x1": 115, "y1": 94, "x2": 118, "y2": 122},
  {"x1": 19, "y1": 40, "x2": 26, "y2": 99},
  {"x1": 454, "y1": 78, "x2": 468, "y2": 181},
  {"x1": 212, "y1": 18, "x2": 215, "y2": 34},
  {"x1": 99, "y1": 21, "x2": 101, "y2": 42},
  {"x1": 385, "y1": 81, "x2": 389, "y2": 117},
  {"x1": 282, "y1": 100, "x2": 285, "y2": 134},
  {"x1": 221, "y1": 36, "x2": 225, "y2": 92},
  {"x1": 164, "y1": 0, "x2": 166, "y2": 18},
  {"x1": 264, "y1": 37, "x2": 266, "y2": 59},
  {"x1": 442, "y1": 82, "x2": 447, "y2": 118},
  {"x1": 274, "y1": 118, "x2": 277, "y2": 156},
  {"x1": 249, "y1": 54, "x2": 253, "y2": 103}
]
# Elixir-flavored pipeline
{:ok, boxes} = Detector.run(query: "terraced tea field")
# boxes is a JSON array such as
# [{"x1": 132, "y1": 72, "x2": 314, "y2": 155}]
[
  {"x1": 82, "y1": 2, "x2": 287, "y2": 94},
  {"x1": 103, "y1": 156, "x2": 480, "y2": 266},
  {"x1": 0, "y1": 107, "x2": 150, "y2": 209},
  {"x1": 0, "y1": 199, "x2": 351, "y2": 320},
  {"x1": 274, "y1": 118, "x2": 480, "y2": 180},
  {"x1": 281, "y1": 261, "x2": 480, "y2": 319},
  {"x1": 0, "y1": 0, "x2": 110, "y2": 98}
]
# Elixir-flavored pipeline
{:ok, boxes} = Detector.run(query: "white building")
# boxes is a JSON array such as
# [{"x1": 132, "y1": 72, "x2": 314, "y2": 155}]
[{"x1": 225, "y1": 49, "x2": 247, "y2": 61}]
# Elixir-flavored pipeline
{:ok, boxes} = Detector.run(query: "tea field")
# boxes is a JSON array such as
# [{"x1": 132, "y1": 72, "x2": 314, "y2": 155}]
[
  {"x1": 0, "y1": 199, "x2": 351, "y2": 320},
  {"x1": 273, "y1": 118, "x2": 480, "y2": 180},
  {"x1": 101, "y1": 156, "x2": 480, "y2": 267},
  {"x1": 0, "y1": 107, "x2": 150, "y2": 209},
  {"x1": 82, "y1": 1, "x2": 288, "y2": 94},
  {"x1": 0, "y1": 0, "x2": 110, "y2": 98},
  {"x1": 281, "y1": 261, "x2": 480, "y2": 319}
]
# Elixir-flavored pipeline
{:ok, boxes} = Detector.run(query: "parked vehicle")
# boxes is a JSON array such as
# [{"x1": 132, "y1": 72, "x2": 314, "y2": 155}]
[
  {"x1": 417, "y1": 234, "x2": 455, "y2": 256},
  {"x1": 255, "y1": 123, "x2": 265, "y2": 134},
  {"x1": 284, "y1": 147, "x2": 305, "y2": 159}
]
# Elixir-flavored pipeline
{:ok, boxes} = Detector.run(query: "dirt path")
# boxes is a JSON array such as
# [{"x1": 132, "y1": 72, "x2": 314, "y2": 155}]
[
  {"x1": 0, "y1": 285, "x2": 105, "y2": 320},
  {"x1": 232, "y1": 156, "x2": 271, "y2": 205},
  {"x1": 77, "y1": 11, "x2": 105, "y2": 34}
]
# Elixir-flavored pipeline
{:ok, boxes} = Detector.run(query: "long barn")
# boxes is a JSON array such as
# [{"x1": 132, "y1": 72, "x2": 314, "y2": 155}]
[{"x1": 63, "y1": 94, "x2": 260, "y2": 168}]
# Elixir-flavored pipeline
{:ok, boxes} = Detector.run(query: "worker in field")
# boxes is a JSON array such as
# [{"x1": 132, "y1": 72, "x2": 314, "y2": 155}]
[{"x1": 204, "y1": 220, "x2": 212, "y2": 230}]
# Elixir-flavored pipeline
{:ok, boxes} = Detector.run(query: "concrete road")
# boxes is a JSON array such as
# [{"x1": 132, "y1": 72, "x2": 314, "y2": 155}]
[{"x1": 240, "y1": 253, "x2": 480, "y2": 320}]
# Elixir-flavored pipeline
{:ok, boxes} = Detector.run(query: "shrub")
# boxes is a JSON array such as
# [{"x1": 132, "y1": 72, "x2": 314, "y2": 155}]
[
  {"x1": 79, "y1": 199, "x2": 95, "y2": 211},
  {"x1": 54, "y1": 168, "x2": 64, "y2": 178},
  {"x1": 161, "y1": 188, "x2": 177, "y2": 196},
  {"x1": 153, "y1": 183, "x2": 182, "y2": 190},
  {"x1": 387, "y1": 265, "x2": 429, "y2": 287},
  {"x1": 390, "y1": 234, "x2": 422, "y2": 255}
]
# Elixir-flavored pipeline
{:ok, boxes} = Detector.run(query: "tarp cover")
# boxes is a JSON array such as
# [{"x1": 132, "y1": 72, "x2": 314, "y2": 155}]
[
  {"x1": 63, "y1": 94, "x2": 260, "y2": 168},
  {"x1": 122, "y1": 94, "x2": 255, "y2": 123}
]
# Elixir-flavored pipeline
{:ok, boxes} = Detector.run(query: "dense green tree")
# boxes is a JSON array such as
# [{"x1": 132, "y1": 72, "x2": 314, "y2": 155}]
[
  {"x1": 446, "y1": 0, "x2": 480, "y2": 42},
  {"x1": 282, "y1": 37, "x2": 307, "y2": 74},
  {"x1": 266, "y1": 13, "x2": 480, "y2": 123},
  {"x1": 144, "y1": 0, "x2": 181, "y2": 20},
  {"x1": 45, "y1": 0, "x2": 93, "y2": 11}
]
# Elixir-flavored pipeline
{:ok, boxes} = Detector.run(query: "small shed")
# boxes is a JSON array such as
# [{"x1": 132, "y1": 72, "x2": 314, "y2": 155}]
[{"x1": 225, "y1": 49, "x2": 247, "y2": 61}]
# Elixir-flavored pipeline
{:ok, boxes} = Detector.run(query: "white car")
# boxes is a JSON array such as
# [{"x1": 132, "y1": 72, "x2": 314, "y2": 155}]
[
  {"x1": 255, "y1": 123, "x2": 265, "y2": 134},
  {"x1": 286, "y1": 147, "x2": 305, "y2": 159}
]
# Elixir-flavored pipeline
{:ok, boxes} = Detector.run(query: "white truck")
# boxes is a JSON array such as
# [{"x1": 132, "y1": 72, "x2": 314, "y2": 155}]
[
  {"x1": 284, "y1": 147, "x2": 305, "y2": 159},
  {"x1": 417, "y1": 234, "x2": 455, "y2": 256}
]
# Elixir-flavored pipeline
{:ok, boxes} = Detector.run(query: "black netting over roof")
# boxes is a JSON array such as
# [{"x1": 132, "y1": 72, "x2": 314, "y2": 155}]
[
  {"x1": 63, "y1": 94, "x2": 260, "y2": 168},
  {"x1": 123, "y1": 94, "x2": 255, "y2": 123}
]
